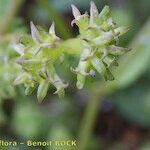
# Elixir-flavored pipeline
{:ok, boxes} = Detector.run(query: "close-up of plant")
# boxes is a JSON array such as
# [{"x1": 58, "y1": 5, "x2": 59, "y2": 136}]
[
  {"x1": 0, "y1": 0, "x2": 150, "y2": 150},
  {"x1": 13, "y1": 2, "x2": 130, "y2": 102}
]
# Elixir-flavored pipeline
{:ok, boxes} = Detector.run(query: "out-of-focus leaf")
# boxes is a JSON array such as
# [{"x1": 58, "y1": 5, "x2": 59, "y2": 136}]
[
  {"x1": 47, "y1": 125, "x2": 73, "y2": 150},
  {"x1": 87, "y1": 136, "x2": 103, "y2": 150},
  {"x1": 0, "y1": 0, "x2": 10, "y2": 21},
  {"x1": 0, "y1": 0, "x2": 23, "y2": 33},
  {"x1": 112, "y1": 8, "x2": 134, "y2": 27},
  {"x1": 140, "y1": 142, "x2": 150, "y2": 150},
  {"x1": 112, "y1": 8, "x2": 137, "y2": 46},
  {"x1": 113, "y1": 81, "x2": 150, "y2": 128},
  {"x1": 12, "y1": 100, "x2": 45, "y2": 139},
  {"x1": 38, "y1": 0, "x2": 72, "y2": 39}
]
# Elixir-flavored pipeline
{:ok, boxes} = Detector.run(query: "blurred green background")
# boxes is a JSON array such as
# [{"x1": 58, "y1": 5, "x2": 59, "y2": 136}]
[{"x1": 0, "y1": 0, "x2": 150, "y2": 150}]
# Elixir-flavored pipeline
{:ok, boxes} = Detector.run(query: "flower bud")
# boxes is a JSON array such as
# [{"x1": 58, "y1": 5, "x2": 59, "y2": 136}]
[{"x1": 37, "y1": 79, "x2": 49, "y2": 102}]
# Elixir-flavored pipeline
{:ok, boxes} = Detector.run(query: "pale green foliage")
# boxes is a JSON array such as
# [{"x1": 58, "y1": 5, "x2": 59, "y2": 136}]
[
  {"x1": 0, "y1": 34, "x2": 20, "y2": 102},
  {"x1": 0, "y1": 0, "x2": 24, "y2": 33},
  {"x1": 13, "y1": 1, "x2": 129, "y2": 102}
]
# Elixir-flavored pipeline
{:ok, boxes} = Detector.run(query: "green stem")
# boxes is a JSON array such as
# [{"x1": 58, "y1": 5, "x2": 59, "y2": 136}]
[
  {"x1": 0, "y1": 0, "x2": 24, "y2": 34},
  {"x1": 78, "y1": 87, "x2": 106, "y2": 150},
  {"x1": 60, "y1": 38, "x2": 82, "y2": 55},
  {"x1": 38, "y1": 0, "x2": 72, "y2": 39}
]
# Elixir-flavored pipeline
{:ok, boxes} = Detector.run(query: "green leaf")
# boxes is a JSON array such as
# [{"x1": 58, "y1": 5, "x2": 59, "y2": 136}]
[
  {"x1": 0, "y1": 0, "x2": 24, "y2": 33},
  {"x1": 12, "y1": 101, "x2": 45, "y2": 139},
  {"x1": 113, "y1": 82, "x2": 150, "y2": 128},
  {"x1": 38, "y1": 0, "x2": 72, "y2": 39},
  {"x1": 48, "y1": 125, "x2": 73, "y2": 150}
]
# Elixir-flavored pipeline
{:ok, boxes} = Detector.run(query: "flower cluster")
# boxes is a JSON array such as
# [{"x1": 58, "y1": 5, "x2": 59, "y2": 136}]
[
  {"x1": 71, "y1": 2, "x2": 130, "y2": 89},
  {"x1": 13, "y1": 1, "x2": 130, "y2": 102},
  {"x1": 13, "y1": 22, "x2": 68, "y2": 102}
]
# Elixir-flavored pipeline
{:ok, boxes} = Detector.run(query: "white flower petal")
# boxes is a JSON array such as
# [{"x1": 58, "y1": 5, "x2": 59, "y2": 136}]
[{"x1": 71, "y1": 4, "x2": 81, "y2": 19}]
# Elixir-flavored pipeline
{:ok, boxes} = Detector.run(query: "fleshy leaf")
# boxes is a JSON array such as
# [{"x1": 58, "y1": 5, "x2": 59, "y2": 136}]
[{"x1": 37, "y1": 79, "x2": 49, "y2": 102}]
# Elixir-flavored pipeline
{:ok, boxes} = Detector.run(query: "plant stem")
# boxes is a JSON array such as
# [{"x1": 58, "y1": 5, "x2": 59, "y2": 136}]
[
  {"x1": 0, "y1": 0, "x2": 24, "y2": 34},
  {"x1": 78, "y1": 87, "x2": 106, "y2": 150},
  {"x1": 60, "y1": 38, "x2": 82, "y2": 55},
  {"x1": 38, "y1": 0, "x2": 72, "y2": 39}
]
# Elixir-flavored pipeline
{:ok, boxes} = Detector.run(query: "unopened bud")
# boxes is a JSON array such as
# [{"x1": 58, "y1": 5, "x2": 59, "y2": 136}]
[{"x1": 37, "y1": 79, "x2": 49, "y2": 102}]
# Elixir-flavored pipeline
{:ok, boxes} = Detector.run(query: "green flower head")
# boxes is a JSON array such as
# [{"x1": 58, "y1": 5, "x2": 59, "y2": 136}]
[
  {"x1": 13, "y1": 1, "x2": 130, "y2": 101},
  {"x1": 71, "y1": 1, "x2": 130, "y2": 89},
  {"x1": 13, "y1": 22, "x2": 68, "y2": 102}
]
